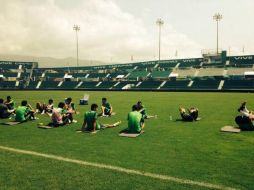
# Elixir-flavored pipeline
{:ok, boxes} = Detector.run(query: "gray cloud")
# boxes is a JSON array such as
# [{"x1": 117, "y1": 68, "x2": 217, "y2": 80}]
[{"x1": 1, "y1": 0, "x2": 251, "y2": 63}]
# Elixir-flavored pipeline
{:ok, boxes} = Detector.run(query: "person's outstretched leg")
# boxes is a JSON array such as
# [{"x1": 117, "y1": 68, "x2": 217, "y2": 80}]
[{"x1": 102, "y1": 121, "x2": 121, "y2": 128}]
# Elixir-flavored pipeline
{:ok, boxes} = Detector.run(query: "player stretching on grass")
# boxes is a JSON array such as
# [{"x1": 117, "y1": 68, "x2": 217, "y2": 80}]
[
  {"x1": 36, "y1": 99, "x2": 54, "y2": 114},
  {"x1": 120, "y1": 105, "x2": 145, "y2": 134},
  {"x1": 0, "y1": 98, "x2": 15, "y2": 119},
  {"x1": 15, "y1": 100, "x2": 36, "y2": 122},
  {"x1": 4, "y1": 96, "x2": 16, "y2": 111},
  {"x1": 78, "y1": 103, "x2": 121, "y2": 133},
  {"x1": 179, "y1": 107, "x2": 199, "y2": 122},
  {"x1": 238, "y1": 102, "x2": 254, "y2": 120},
  {"x1": 50, "y1": 102, "x2": 73, "y2": 127},
  {"x1": 136, "y1": 101, "x2": 156, "y2": 119},
  {"x1": 64, "y1": 97, "x2": 78, "y2": 123},
  {"x1": 101, "y1": 97, "x2": 113, "y2": 116}
]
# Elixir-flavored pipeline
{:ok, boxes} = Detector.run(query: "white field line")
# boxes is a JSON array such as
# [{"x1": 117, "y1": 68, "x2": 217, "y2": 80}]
[{"x1": 0, "y1": 145, "x2": 239, "y2": 190}]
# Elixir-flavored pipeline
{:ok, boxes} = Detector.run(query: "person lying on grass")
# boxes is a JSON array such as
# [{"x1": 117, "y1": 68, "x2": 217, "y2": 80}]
[
  {"x1": 179, "y1": 107, "x2": 199, "y2": 122},
  {"x1": 235, "y1": 115, "x2": 254, "y2": 131},
  {"x1": 4, "y1": 96, "x2": 16, "y2": 111},
  {"x1": 15, "y1": 100, "x2": 36, "y2": 122},
  {"x1": 238, "y1": 102, "x2": 254, "y2": 120},
  {"x1": 50, "y1": 102, "x2": 73, "y2": 127},
  {"x1": 100, "y1": 97, "x2": 113, "y2": 117},
  {"x1": 136, "y1": 101, "x2": 157, "y2": 119},
  {"x1": 78, "y1": 103, "x2": 121, "y2": 134},
  {"x1": 120, "y1": 104, "x2": 145, "y2": 134},
  {"x1": 0, "y1": 98, "x2": 15, "y2": 119},
  {"x1": 36, "y1": 99, "x2": 54, "y2": 114}
]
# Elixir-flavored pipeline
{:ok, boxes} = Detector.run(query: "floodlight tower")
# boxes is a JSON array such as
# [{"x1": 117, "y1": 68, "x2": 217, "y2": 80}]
[
  {"x1": 213, "y1": 13, "x2": 222, "y2": 54},
  {"x1": 156, "y1": 18, "x2": 164, "y2": 61},
  {"x1": 73, "y1": 24, "x2": 80, "y2": 67}
]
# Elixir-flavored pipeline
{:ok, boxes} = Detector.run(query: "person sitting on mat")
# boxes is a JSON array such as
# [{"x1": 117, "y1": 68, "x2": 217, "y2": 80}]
[
  {"x1": 238, "y1": 102, "x2": 254, "y2": 120},
  {"x1": 50, "y1": 102, "x2": 72, "y2": 127},
  {"x1": 179, "y1": 107, "x2": 199, "y2": 121},
  {"x1": 0, "y1": 98, "x2": 15, "y2": 119},
  {"x1": 101, "y1": 97, "x2": 113, "y2": 116},
  {"x1": 78, "y1": 103, "x2": 121, "y2": 133},
  {"x1": 4, "y1": 96, "x2": 16, "y2": 111},
  {"x1": 64, "y1": 97, "x2": 78, "y2": 123},
  {"x1": 136, "y1": 101, "x2": 156, "y2": 119},
  {"x1": 120, "y1": 104, "x2": 145, "y2": 134},
  {"x1": 36, "y1": 99, "x2": 54, "y2": 114},
  {"x1": 15, "y1": 100, "x2": 36, "y2": 122},
  {"x1": 65, "y1": 97, "x2": 76, "y2": 113}
]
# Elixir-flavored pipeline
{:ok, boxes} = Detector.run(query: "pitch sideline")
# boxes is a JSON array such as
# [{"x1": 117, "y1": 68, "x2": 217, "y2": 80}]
[{"x1": 0, "y1": 145, "x2": 239, "y2": 190}]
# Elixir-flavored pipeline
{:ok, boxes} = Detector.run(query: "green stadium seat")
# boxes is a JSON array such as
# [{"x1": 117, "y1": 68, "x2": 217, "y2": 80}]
[
  {"x1": 191, "y1": 79, "x2": 220, "y2": 89},
  {"x1": 161, "y1": 80, "x2": 190, "y2": 89},
  {"x1": 223, "y1": 80, "x2": 254, "y2": 90},
  {"x1": 78, "y1": 81, "x2": 98, "y2": 89},
  {"x1": 136, "y1": 81, "x2": 162, "y2": 89},
  {"x1": 151, "y1": 71, "x2": 170, "y2": 78},
  {"x1": 27, "y1": 81, "x2": 38, "y2": 89},
  {"x1": 112, "y1": 81, "x2": 138, "y2": 89},
  {"x1": 59, "y1": 81, "x2": 79, "y2": 89},
  {"x1": 96, "y1": 81, "x2": 116, "y2": 89},
  {"x1": 40, "y1": 81, "x2": 59, "y2": 89},
  {"x1": 128, "y1": 71, "x2": 149, "y2": 79},
  {"x1": 0, "y1": 81, "x2": 16, "y2": 89}
]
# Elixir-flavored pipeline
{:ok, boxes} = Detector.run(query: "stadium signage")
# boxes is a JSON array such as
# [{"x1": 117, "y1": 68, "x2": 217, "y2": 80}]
[
  {"x1": 0, "y1": 61, "x2": 33, "y2": 65},
  {"x1": 234, "y1": 56, "x2": 253, "y2": 60}
]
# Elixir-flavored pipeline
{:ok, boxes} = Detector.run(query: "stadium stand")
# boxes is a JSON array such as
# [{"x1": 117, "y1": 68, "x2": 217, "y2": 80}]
[
  {"x1": 160, "y1": 80, "x2": 190, "y2": 90},
  {"x1": 151, "y1": 71, "x2": 170, "y2": 78},
  {"x1": 1, "y1": 55, "x2": 254, "y2": 91},
  {"x1": 0, "y1": 81, "x2": 16, "y2": 89},
  {"x1": 198, "y1": 68, "x2": 224, "y2": 76},
  {"x1": 0, "y1": 72, "x2": 18, "y2": 78},
  {"x1": 96, "y1": 81, "x2": 116, "y2": 89},
  {"x1": 128, "y1": 71, "x2": 150, "y2": 79},
  {"x1": 78, "y1": 81, "x2": 99, "y2": 89},
  {"x1": 40, "y1": 81, "x2": 59, "y2": 89},
  {"x1": 227, "y1": 68, "x2": 254, "y2": 76},
  {"x1": 112, "y1": 81, "x2": 138, "y2": 89},
  {"x1": 223, "y1": 79, "x2": 254, "y2": 90},
  {"x1": 27, "y1": 81, "x2": 39, "y2": 89},
  {"x1": 171, "y1": 68, "x2": 196, "y2": 77},
  {"x1": 136, "y1": 81, "x2": 162, "y2": 89},
  {"x1": 191, "y1": 79, "x2": 221, "y2": 89},
  {"x1": 58, "y1": 81, "x2": 79, "y2": 89},
  {"x1": 87, "y1": 73, "x2": 107, "y2": 78}
]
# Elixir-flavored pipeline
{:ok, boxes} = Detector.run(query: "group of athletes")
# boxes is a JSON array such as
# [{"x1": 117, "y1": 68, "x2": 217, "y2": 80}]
[
  {"x1": 0, "y1": 96, "x2": 154, "y2": 133},
  {"x1": 1, "y1": 95, "x2": 253, "y2": 133}
]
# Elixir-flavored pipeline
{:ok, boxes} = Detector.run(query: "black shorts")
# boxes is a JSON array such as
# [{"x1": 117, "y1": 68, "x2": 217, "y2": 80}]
[{"x1": 181, "y1": 113, "x2": 194, "y2": 122}]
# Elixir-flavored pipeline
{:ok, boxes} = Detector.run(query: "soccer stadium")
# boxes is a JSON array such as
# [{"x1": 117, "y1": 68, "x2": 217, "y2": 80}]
[{"x1": 1, "y1": 1, "x2": 254, "y2": 190}]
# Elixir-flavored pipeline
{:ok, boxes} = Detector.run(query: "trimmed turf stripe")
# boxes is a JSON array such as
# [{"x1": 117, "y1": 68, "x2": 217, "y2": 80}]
[{"x1": 0, "y1": 145, "x2": 239, "y2": 190}]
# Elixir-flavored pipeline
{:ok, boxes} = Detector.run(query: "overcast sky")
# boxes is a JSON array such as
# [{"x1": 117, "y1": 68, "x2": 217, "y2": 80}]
[{"x1": 0, "y1": 0, "x2": 253, "y2": 63}]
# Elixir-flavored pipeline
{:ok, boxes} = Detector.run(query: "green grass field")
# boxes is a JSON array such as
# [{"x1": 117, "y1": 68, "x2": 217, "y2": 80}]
[{"x1": 0, "y1": 91, "x2": 254, "y2": 190}]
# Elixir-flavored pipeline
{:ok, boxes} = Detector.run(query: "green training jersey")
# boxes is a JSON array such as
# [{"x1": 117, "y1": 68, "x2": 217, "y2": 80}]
[
  {"x1": 127, "y1": 111, "x2": 142, "y2": 133},
  {"x1": 84, "y1": 111, "x2": 100, "y2": 130},
  {"x1": 103, "y1": 102, "x2": 111, "y2": 113},
  {"x1": 15, "y1": 106, "x2": 30, "y2": 122}
]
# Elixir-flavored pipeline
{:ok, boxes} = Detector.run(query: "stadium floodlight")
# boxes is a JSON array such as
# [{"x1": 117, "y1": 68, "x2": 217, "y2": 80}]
[
  {"x1": 156, "y1": 18, "x2": 164, "y2": 61},
  {"x1": 213, "y1": 13, "x2": 222, "y2": 55},
  {"x1": 73, "y1": 24, "x2": 80, "y2": 67}
]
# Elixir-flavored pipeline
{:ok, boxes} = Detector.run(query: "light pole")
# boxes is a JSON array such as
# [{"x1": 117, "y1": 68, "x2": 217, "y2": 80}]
[
  {"x1": 156, "y1": 18, "x2": 164, "y2": 61},
  {"x1": 73, "y1": 24, "x2": 80, "y2": 67},
  {"x1": 213, "y1": 13, "x2": 222, "y2": 55}
]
